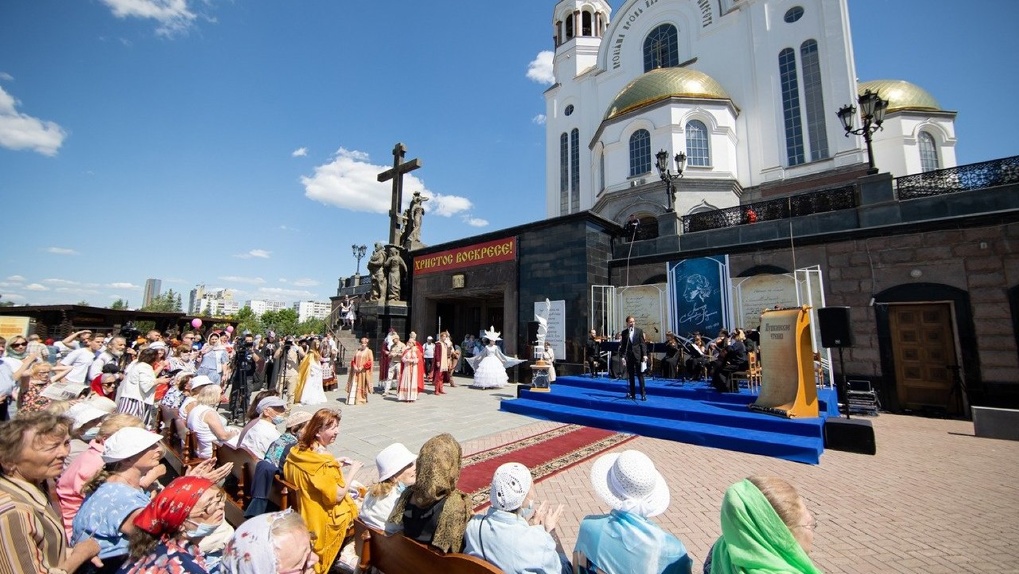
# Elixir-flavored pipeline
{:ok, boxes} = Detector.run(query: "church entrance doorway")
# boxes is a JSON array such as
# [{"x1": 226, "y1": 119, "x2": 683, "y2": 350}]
[{"x1": 888, "y1": 303, "x2": 959, "y2": 414}]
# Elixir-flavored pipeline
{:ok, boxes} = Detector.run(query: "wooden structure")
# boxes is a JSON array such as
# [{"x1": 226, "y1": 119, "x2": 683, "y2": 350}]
[{"x1": 354, "y1": 519, "x2": 501, "y2": 574}]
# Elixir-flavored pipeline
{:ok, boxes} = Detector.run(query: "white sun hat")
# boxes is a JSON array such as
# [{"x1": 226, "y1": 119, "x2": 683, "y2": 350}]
[
  {"x1": 102, "y1": 427, "x2": 164, "y2": 464},
  {"x1": 590, "y1": 450, "x2": 670, "y2": 518},
  {"x1": 490, "y1": 462, "x2": 532, "y2": 512},
  {"x1": 375, "y1": 443, "x2": 417, "y2": 482},
  {"x1": 66, "y1": 403, "x2": 108, "y2": 432}
]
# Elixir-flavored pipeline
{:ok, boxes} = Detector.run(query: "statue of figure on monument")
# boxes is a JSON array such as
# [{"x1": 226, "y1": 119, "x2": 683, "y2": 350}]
[
  {"x1": 367, "y1": 242, "x2": 387, "y2": 302},
  {"x1": 384, "y1": 245, "x2": 408, "y2": 302},
  {"x1": 400, "y1": 191, "x2": 428, "y2": 250}
]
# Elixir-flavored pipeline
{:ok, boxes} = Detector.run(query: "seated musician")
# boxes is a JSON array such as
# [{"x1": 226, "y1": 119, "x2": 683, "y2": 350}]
[
  {"x1": 684, "y1": 335, "x2": 709, "y2": 381},
  {"x1": 711, "y1": 329, "x2": 749, "y2": 392},
  {"x1": 662, "y1": 332, "x2": 681, "y2": 379},
  {"x1": 585, "y1": 330, "x2": 603, "y2": 377}
]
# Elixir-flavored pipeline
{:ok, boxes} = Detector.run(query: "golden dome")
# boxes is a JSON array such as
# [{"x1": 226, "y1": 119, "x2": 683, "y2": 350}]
[
  {"x1": 605, "y1": 67, "x2": 732, "y2": 120},
  {"x1": 857, "y1": 80, "x2": 940, "y2": 113}
]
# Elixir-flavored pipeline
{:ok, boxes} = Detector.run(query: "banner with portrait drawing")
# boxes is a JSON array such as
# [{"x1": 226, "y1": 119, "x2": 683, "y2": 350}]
[{"x1": 668, "y1": 256, "x2": 730, "y2": 340}]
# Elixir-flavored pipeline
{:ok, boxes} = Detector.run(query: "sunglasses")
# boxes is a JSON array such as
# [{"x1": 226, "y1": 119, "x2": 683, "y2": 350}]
[{"x1": 10, "y1": 342, "x2": 27, "y2": 348}]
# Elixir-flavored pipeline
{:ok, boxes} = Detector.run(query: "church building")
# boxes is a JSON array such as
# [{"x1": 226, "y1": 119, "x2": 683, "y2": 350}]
[{"x1": 407, "y1": 0, "x2": 1018, "y2": 414}]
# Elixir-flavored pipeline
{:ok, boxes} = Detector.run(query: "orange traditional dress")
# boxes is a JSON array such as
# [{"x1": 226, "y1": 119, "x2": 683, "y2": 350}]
[{"x1": 346, "y1": 347, "x2": 373, "y2": 405}]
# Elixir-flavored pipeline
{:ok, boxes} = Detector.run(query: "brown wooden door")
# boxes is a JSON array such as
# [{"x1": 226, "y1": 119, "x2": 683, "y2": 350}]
[{"x1": 888, "y1": 303, "x2": 958, "y2": 413}]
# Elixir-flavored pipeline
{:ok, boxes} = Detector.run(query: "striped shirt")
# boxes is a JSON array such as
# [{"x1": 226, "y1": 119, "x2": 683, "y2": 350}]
[{"x1": 0, "y1": 475, "x2": 67, "y2": 574}]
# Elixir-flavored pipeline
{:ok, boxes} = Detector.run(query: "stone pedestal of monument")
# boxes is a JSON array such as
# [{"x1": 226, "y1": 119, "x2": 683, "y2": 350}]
[
  {"x1": 658, "y1": 211, "x2": 681, "y2": 237},
  {"x1": 359, "y1": 301, "x2": 409, "y2": 348}
]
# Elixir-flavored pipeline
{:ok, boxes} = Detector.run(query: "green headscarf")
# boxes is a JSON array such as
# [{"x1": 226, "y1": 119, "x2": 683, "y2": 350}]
[{"x1": 709, "y1": 479, "x2": 822, "y2": 574}]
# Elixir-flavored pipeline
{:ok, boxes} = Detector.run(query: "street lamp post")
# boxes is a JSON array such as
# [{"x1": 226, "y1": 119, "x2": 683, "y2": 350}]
[
  {"x1": 655, "y1": 149, "x2": 687, "y2": 212},
  {"x1": 352, "y1": 244, "x2": 367, "y2": 276},
  {"x1": 837, "y1": 89, "x2": 889, "y2": 175}
]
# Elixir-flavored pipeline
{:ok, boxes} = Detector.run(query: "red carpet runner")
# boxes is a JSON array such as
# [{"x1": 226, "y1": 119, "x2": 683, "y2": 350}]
[{"x1": 458, "y1": 424, "x2": 635, "y2": 510}]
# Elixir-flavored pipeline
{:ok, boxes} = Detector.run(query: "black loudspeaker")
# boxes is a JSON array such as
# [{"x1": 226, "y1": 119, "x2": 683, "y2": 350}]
[
  {"x1": 824, "y1": 418, "x2": 876, "y2": 455},
  {"x1": 526, "y1": 321, "x2": 539, "y2": 345},
  {"x1": 818, "y1": 306, "x2": 854, "y2": 348}
]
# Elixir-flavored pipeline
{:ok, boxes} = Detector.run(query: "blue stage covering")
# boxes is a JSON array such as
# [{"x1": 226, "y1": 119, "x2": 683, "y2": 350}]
[{"x1": 500, "y1": 375, "x2": 840, "y2": 464}]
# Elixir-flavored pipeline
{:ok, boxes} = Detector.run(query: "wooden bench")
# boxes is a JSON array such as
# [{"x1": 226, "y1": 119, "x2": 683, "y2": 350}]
[
  {"x1": 353, "y1": 519, "x2": 501, "y2": 574},
  {"x1": 214, "y1": 442, "x2": 298, "y2": 527},
  {"x1": 157, "y1": 404, "x2": 198, "y2": 475}
]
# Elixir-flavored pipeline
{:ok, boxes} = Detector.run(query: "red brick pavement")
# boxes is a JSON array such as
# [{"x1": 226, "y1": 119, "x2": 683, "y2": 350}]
[{"x1": 462, "y1": 414, "x2": 1019, "y2": 573}]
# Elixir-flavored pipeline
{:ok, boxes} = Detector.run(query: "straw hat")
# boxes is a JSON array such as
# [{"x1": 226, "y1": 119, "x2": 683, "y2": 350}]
[{"x1": 590, "y1": 450, "x2": 670, "y2": 518}]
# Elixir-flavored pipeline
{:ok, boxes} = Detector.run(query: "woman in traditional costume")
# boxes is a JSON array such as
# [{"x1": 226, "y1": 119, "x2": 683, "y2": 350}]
[
  {"x1": 294, "y1": 339, "x2": 327, "y2": 406},
  {"x1": 397, "y1": 333, "x2": 423, "y2": 402},
  {"x1": 468, "y1": 327, "x2": 525, "y2": 389},
  {"x1": 346, "y1": 337, "x2": 374, "y2": 405}
]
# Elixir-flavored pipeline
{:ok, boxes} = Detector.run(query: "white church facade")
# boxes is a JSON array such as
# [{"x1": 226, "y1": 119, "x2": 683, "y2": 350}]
[{"x1": 543, "y1": 0, "x2": 958, "y2": 226}]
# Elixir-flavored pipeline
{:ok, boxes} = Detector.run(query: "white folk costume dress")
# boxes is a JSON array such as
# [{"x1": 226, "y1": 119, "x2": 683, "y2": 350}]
[{"x1": 467, "y1": 327, "x2": 525, "y2": 389}]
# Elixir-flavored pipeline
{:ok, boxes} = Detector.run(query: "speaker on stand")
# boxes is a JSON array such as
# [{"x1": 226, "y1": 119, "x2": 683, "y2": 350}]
[{"x1": 817, "y1": 306, "x2": 876, "y2": 455}]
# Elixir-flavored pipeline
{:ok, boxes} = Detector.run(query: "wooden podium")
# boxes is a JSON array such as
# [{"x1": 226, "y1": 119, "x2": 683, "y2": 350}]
[{"x1": 749, "y1": 306, "x2": 819, "y2": 418}]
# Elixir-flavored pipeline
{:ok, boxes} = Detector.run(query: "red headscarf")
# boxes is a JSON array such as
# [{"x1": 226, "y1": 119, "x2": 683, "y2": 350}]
[{"x1": 133, "y1": 476, "x2": 215, "y2": 537}]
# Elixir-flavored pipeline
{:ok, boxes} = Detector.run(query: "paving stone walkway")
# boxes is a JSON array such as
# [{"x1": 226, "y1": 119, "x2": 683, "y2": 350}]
[{"x1": 296, "y1": 375, "x2": 1019, "y2": 573}]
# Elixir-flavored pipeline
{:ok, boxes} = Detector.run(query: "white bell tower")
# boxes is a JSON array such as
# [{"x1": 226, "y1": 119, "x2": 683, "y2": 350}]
[{"x1": 552, "y1": 0, "x2": 612, "y2": 82}]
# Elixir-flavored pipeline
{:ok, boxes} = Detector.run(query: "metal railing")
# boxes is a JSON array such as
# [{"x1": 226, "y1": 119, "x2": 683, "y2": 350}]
[
  {"x1": 681, "y1": 183, "x2": 857, "y2": 233},
  {"x1": 896, "y1": 155, "x2": 1019, "y2": 200}
]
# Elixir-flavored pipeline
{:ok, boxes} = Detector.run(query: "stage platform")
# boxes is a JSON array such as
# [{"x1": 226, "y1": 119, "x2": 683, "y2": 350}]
[{"x1": 500, "y1": 374, "x2": 840, "y2": 465}]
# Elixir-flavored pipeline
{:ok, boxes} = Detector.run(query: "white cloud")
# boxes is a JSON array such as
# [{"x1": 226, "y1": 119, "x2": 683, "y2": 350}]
[
  {"x1": 291, "y1": 147, "x2": 307, "y2": 157},
  {"x1": 101, "y1": 0, "x2": 197, "y2": 36},
  {"x1": 0, "y1": 84, "x2": 67, "y2": 156},
  {"x1": 24, "y1": 283, "x2": 49, "y2": 291},
  {"x1": 219, "y1": 276, "x2": 266, "y2": 285},
  {"x1": 532, "y1": 114, "x2": 546, "y2": 125},
  {"x1": 0, "y1": 73, "x2": 12, "y2": 82},
  {"x1": 234, "y1": 249, "x2": 270, "y2": 259},
  {"x1": 107, "y1": 282, "x2": 139, "y2": 289},
  {"x1": 46, "y1": 247, "x2": 78, "y2": 255},
  {"x1": 6, "y1": 275, "x2": 25, "y2": 282},
  {"x1": 43, "y1": 278, "x2": 79, "y2": 286},
  {"x1": 302, "y1": 148, "x2": 473, "y2": 219},
  {"x1": 462, "y1": 215, "x2": 489, "y2": 227},
  {"x1": 258, "y1": 287, "x2": 317, "y2": 298},
  {"x1": 526, "y1": 50, "x2": 555, "y2": 85},
  {"x1": 3, "y1": 293, "x2": 25, "y2": 301},
  {"x1": 291, "y1": 278, "x2": 320, "y2": 287}
]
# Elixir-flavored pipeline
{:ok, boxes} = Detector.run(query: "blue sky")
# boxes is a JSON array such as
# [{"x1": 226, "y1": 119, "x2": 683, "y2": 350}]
[{"x1": 1, "y1": 0, "x2": 1015, "y2": 308}]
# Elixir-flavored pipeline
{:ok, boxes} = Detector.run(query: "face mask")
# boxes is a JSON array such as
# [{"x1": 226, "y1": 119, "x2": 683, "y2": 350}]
[
  {"x1": 271, "y1": 415, "x2": 285, "y2": 425},
  {"x1": 395, "y1": 482, "x2": 407, "y2": 495},
  {"x1": 519, "y1": 500, "x2": 535, "y2": 520},
  {"x1": 80, "y1": 427, "x2": 100, "y2": 441},
  {"x1": 186, "y1": 520, "x2": 220, "y2": 538}
]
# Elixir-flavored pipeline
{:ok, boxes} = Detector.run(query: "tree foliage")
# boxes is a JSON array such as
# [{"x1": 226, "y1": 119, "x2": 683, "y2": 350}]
[
  {"x1": 232, "y1": 306, "x2": 261, "y2": 336},
  {"x1": 260, "y1": 308, "x2": 299, "y2": 336},
  {"x1": 110, "y1": 299, "x2": 128, "y2": 310}
]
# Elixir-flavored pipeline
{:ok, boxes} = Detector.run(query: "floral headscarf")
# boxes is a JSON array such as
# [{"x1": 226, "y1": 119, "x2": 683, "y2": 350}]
[
  {"x1": 133, "y1": 476, "x2": 214, "y2": 538},
  {"x1": 221, "y1": 510, "x2": 293, "y2": 574}
]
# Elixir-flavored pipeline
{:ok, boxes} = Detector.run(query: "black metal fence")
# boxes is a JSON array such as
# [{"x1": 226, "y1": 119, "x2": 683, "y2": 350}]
[
  {"x1": 681, "y1": 184, "x2": 857, "y2": 233},
  {"x1": 896, "y1": 155, "x2": 1019, "y2": 200}
]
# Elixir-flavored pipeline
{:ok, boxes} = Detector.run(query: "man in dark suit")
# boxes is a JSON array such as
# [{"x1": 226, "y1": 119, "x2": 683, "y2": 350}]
[{"x1": 618, "y1": 315, "x2": 649, "y2": 400}]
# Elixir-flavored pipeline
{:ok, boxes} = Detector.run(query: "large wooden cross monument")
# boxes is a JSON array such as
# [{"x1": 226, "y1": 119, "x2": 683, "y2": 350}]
[{"x1": 377, "y1": 143, "x2": 422, "y2": 246}]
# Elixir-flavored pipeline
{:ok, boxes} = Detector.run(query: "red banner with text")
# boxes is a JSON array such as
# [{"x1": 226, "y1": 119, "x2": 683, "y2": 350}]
[{"x1": 413, "y1": 237, "x2": 517, "y2": 275}]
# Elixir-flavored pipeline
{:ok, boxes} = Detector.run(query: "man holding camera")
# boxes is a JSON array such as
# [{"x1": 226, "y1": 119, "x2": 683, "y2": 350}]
[{"x1": 228, "y1": 331, "x2": 262, "y2": 423}]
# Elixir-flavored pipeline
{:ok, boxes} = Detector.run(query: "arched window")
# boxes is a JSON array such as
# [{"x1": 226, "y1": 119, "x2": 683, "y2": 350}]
[
  {"x1": 643, "y1": 24, "x2": 679, "y2": 72},
  {"x1": 560, "y1": 133, "x2": 569, "y2": 214},
  {"x1": 582, "y1": 11, "x2": 593, "y2": 36},
  {"x1": 629, "y1": 130, "x2": 652, "y2": 177},
  {"x1": 565, "y1": 14, "x2": 575, "y2": 40},
  {"x1": 779, "y1": 48, "x2": 805, "y2": 165},
  {"x1": 800, "y1": 40, "x2": 829, "y2": 161},
  {"x1": 570, "y1": 129, "x2": 580, "y2": 212},
  {"x1": 919, "y1": 132, "x2": 940, "y2": 172},
  {"x1": 686, "y1": 120, "x2": 710, "y2": 167}
]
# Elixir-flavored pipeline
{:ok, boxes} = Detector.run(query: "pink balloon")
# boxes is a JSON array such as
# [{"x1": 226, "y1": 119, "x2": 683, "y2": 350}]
[
  {"x1": 226, "y1": 326, "x2": 234, "y2": 333},
  {"x1": 191, "y1": 318, "x2": 202, "y2": 328}
]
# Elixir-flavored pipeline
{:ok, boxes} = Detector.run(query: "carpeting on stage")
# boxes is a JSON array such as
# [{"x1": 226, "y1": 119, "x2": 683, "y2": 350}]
[
  {"x1": 500, "y1": 375, "x2": 840, "y2": 465},
  {"x1": 458, "y1": 423, "x2": 636, "y2": 510}
]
